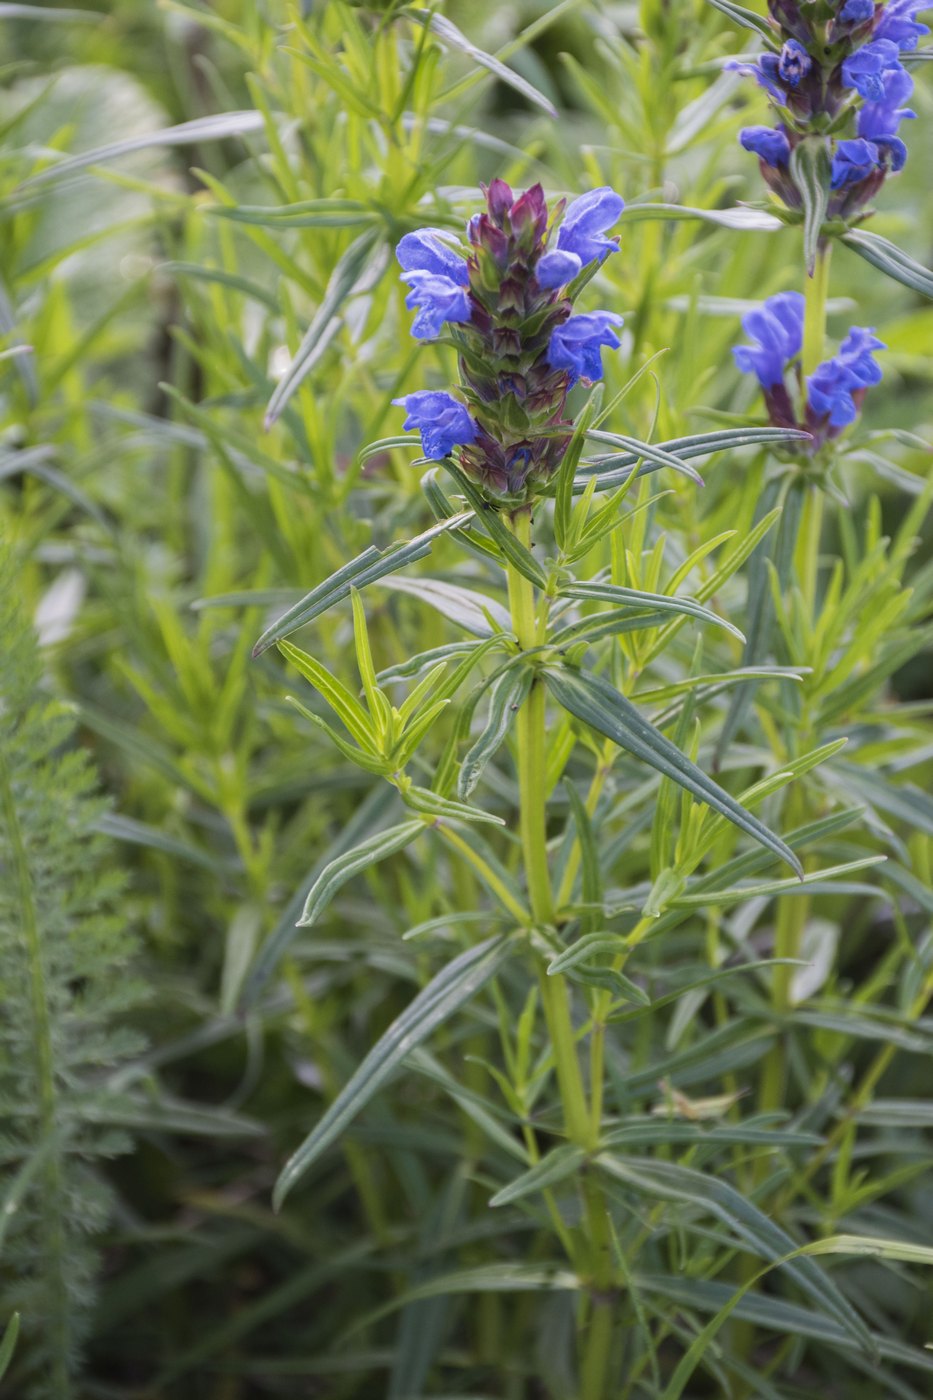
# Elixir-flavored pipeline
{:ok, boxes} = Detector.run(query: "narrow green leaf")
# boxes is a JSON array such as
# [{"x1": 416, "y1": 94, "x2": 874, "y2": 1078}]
[
  {"x1": 208, "y1": 196, "x2": 373, "y2": 229},
  {"x1": 574, "y1": 427, "x2": 811, "y2": 492},
  {"x1": 265, "y1": 228, "x2": 382, "y2": 428},
  {"x1": 842, "y1": 228, "x2": 933, "y2": 299},
  {"x1": 442, "y1": 461, "x2": 548, "y2": 586},
  {"x1": 383, "y1": 574, "x2": 511, "y2": 638},
  {"x1": 548, "y1": 933, "x2": 650, "y2": 1004},
  {"x1": 790, "y1": 137, "x2": 832, "y2": 275},
  {"x1": 405, "y1": 8, "x2": 558, "y2": 117},
  {"x1": 489, "y1": 1145, "x2": 587, "y2": 1207},
  {"x1": 703, "y1": 0, "x2": 774, "y2": 37},
  {"x1": 619, "y1": 202, "x2": 782, "y2": 231},
  {"x1": 458, "y1": 665, "x2": 532, "y2": 799},
  {"x1": 252, "y1": 513, "x2": 473, "y2": 655},
  {"x1": 241, "y1": 786, "x2": 398, "y2": 1008},
  {"x1": 18, "y1": 111, "x2": 265, "y2": 190},
  {"x1": 598, "y1": 1155, "x2": 873, "y2": 1352},
  {"x1": 558, "y1": 582, "x2": 744, "y2": 642},
  {"x1": 274, "y1": 935, "x2": 512, "y2": 1207},
  {"x1": 543, "y1": 666, "x2": 802, "y2": 876},
  {"x1": 0, "y1": 1314, "x2": 19, "y2": 1383},
  {"x1": 402, "y1": 785, "x2": 504, "y2": 826},
  {"x1": 278, "y1": 640, "x2": 375, "y2": 749},
  {"x1": 298, "y1": 820, "x2": 425, "y2": 927}
]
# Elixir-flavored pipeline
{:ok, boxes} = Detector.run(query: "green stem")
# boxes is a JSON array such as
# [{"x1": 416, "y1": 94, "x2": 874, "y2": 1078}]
[
  {"x1": 802, "y1": 244, "x2": 832, "y2": 379},
  {"x1": 505, "y1": 509, "x2": 615, "y2": 1399}
]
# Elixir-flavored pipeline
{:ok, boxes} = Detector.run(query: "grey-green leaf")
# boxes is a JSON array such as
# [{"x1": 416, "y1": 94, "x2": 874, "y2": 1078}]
[
  {"x1": 790, "y1": 137, "x2": 831, "y2": 276},
  {"x1": 575, "y1": 427, "x2": 811, "y2": 492},
  {"x1": 274, "y1": 934, "x2": 512, "y2": 1207},
  {"x1": 458, "y1": 665, "x2": 532, "y2": 799},
  {"x1": 264, "y1": 228, "x2": 383, "y2": 428},
  {"x1": 18, "y1": 111, "x2": 265, "y2": 190},
  {"x1": 405, "y1": 8, "x2": 558, "y2": 118},
  {"x1": 842, "y1": 228, "x2": 933, "y2": 299},
  {"x1": 298, "y1": 820, "x2": 425, "y2": 927},
  {"x1": 703, "y1": 0, "x2": 774, "y2": 37},
  {"x1": 598, "y1": 1154, "x2": 873, "y2": 1353},
  {"x1": 542, "y1": 665, "x2": 802, "y2": 876},
  {"x1": 558, "y1": 582, "x2": 744, "y2": 642},
  {"x1": 251, "y1": 512, "x2": 473, "y2": 655}
]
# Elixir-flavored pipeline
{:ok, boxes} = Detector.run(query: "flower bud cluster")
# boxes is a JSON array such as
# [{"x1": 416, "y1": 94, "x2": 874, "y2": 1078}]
[
  {"x1": 733, "y1": 291, "x2": 884, "y2": 448},
  {"x1": 393, "y1": 180, "x2": 624, "y2": 500},
  {"x1": 732, "y1": 1, "x2": 926, "y2": 222}
]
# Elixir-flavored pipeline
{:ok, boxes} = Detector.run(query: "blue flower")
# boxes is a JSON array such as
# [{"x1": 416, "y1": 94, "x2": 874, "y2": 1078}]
[
  {"x1": 831, "y1": 137, "x2": 882, "y2": 187},
  {"x1": 536, "y1": 249, "x2": 585, "y2": 290},
  {"x1": 740, "y1": 125, "x2": 791, "y2": 167},
  {"x1": 876, "y1": 0, "x2": 930, "y2": 51},
  {"x1": 807, "y1": 327, "x2": 885, "y2": 427},
  {"x1": 839, "y1": 0, "x2": 875, "y2": 22},
  {"x1": 732, "y1": 292, "x2": 805, "y2": 390},
  {"x1": 778, "y1": 39, "x2": 811, "y2": 88},
  {"x1": 401, "y1": 271, "x2": 471, "y2": 340},
  {"x1": 841, "y1": 40, "x2": 903, "y2": 101},
  {"x1": 858, "y1": 62, "x2": 915, "y2": 150},
  {"x1": 727, "y1": 53, "x2": 787, "y2": 105},
  {"x1": 392, "y1": 391, "x2": 478, "y2": 460},
  {"x1": 547, "y1": 312, "x2": 623, "y2": 383},
  {"x1": 396, "y1": 229, "x2": 469, "y2": 284},
  {"x1": 537, "y1": 187, "x2": 624, "y2": 288}
]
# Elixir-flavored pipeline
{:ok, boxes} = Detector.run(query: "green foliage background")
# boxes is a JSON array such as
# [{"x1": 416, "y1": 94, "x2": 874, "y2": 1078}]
[{"x1": 1, "y1": 1, "x2": 931, "y2": 1396}]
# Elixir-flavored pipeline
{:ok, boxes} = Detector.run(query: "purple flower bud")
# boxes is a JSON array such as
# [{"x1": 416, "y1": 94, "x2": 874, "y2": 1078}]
[
  {"x1": 732, "y1": 291, "x2": 805, "y2": 390},
  {"x1": 807, "y1": 327, "x2": 885, "y2": 428},
  {"x1": 778, "y1": 39, "x2": 811, "y2": 89},
  {"x1": 876, "y1": 0, "x2": 930, "y2": 51},
  {"x1": 536, "y1": 249, "x2": 583, "y2": 289},
  {"x1": 839, "y1": 0, "x2": 875, "y2": 22},
  {"x1": 555, "y1": 186, "x2": 625, "y2": 267},
  {"x1": 740, "y1": 125, "x2": 791, "y2": 167},
  {"x1": 486, "y1": 179, "x2": 515, "y2": 225},
  {"x1": 841, "y1": 40, "x2": 903, "y2": 101},
  {"x1": 547, "y1": 311, "x2": 623, "y2": 384},
  {"x1": 396, "y1": 229, "x2": 469, "y2": 284},
  {"x1": 392, "y1": 391, "x2": 478, "y2": 460},
  {"x1": 401, "y1": 272, "x2": 471, "y2": 340},
  {"x1": 831, "y1": 137, "x2": 882, "y2": 187}
]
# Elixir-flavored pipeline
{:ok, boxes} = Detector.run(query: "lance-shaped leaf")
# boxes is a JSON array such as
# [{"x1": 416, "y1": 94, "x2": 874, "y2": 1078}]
[
  {"x1": 458, "y1": 664, "x2": 533, "y2": 799},
  {"x1": 703, "y1": 0, "x2": 774, "y2": 37},
  {"x1": 619, "y1": 202, "x2": 782, "y2": 231},
  {"x1": 404, "y1": 8, "x2": 558, "y2": 118},
  {"x1": 241, "y1": 786, "x2": 399, "y2": 1009},
  {"x1": 542, "y1": 665, "x2": 802, "y2": 876},
  {"x1": 489, "y1": 1145, "x2": 587, "y2": 1208},
  {"x1": 841, "y1": 228, "x2": 933, "y2": 300},
  {"x1": 790, "y1": 137, "x2": 831, "y2": 276},
  {"x1": 265, "y1": 228, "x2": 383, "y2": 428},
  {"x1": 17, "y1": 110, "x2": 265, "y2": 190},
  {"x1": 558, "y1": 582, "x2": 744, "y2": 642},
  {"x1": 274, "y1": 935, "x2": 512, "y2": 1207},
  {"x1": 442, "y1": 461, "x2": 548, "y2": 587},
  {"x1": 252, "y1": 512, "x2": 473, "y2": 655},
  {"x1": 574, "y1": 427, "x2": 811, "y2": 492},
  {"x1": 597, "y1": 1155, "x2": 873, "y2": 1353},
  {"x1": 298, "y1": 820, "x2": 425, "y2": 927}
]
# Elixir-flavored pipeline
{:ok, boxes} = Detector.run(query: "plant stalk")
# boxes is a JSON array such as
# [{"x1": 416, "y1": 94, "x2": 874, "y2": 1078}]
[{"x1": 505, "y1": 508, "x2": 615, "y2": 1399}]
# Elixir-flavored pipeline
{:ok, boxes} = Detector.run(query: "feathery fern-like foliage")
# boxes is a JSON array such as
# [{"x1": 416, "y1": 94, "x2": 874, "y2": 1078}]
[{"x1": 0, "y1": 545, "x2": 142, "y2": 1398}]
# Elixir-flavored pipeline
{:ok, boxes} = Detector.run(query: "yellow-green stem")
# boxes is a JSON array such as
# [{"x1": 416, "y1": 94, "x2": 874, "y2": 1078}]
[
  {"x1": 506, "y1": 510, "x2": 615, "y2": 1398},
  {"x1": 802, "y1": 244, "x2": 832, "y2": 379}
]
